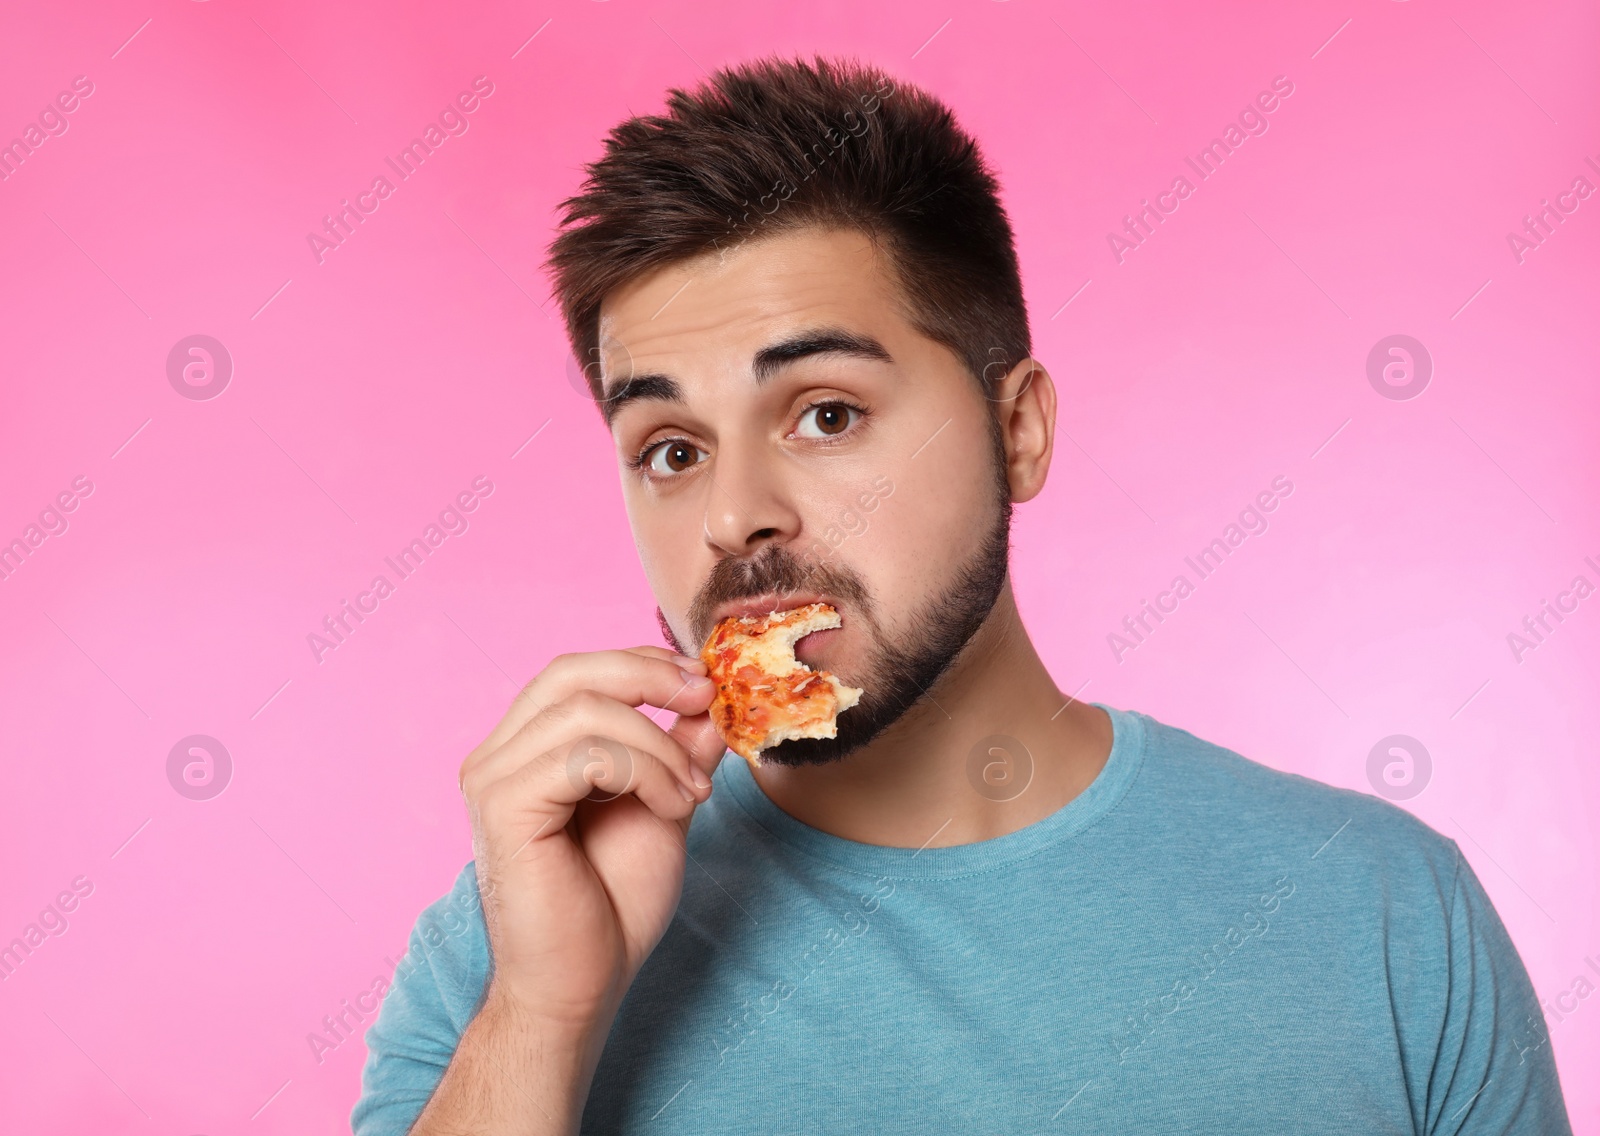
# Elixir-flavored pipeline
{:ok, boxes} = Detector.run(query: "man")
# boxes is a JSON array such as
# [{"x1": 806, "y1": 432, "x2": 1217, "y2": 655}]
[{"x1": 352, "y1": 56, "x2": 1571, "y2": 1134}]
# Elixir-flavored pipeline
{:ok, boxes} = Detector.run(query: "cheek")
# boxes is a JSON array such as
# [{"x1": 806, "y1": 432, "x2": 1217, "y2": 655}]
[
  {"x1": 845, "y1": 422, "x2": 997, "y2": 604},
  {"x1": 630, "y1": 500, "x2": 705, "y2": 609}
]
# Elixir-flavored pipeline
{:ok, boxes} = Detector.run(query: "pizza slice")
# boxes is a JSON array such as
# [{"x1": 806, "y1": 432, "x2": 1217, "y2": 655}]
[{"x1": 699, "y1": 602, "x2": 864, "y2": 768}]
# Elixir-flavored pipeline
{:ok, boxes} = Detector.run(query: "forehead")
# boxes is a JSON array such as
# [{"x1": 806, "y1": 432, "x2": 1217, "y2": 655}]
[{"x1": 596, "y1": 226, "x2": 910, "y2": 383}]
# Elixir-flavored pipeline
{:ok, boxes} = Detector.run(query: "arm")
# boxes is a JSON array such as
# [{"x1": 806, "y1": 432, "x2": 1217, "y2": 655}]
[
  {"x1": 350, "y1": 646, "x2": 726, "y2": 1135},
  {"x1": 349, "y1": 872, "x2": 610, "y2": 1135},
  {"x1": 1428, "y1": 845, "x2": 1572, "y2": 1135},
  {"x1": 406, "y1": 985, "x2": 599, "y2": 1135}
]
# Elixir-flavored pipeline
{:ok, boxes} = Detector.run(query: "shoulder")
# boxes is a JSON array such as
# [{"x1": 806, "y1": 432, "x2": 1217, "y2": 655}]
[
  {"x1": 1119, "y1": 710, "x2": 1571, "y2": 1130},
  {"x1": 1125, "y1": 708, "x2": 1464, "y2": 908}
]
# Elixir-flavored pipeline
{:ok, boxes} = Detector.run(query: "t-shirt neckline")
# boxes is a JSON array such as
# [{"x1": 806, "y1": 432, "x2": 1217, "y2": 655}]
[{"x1": 713, "y1": 702, "x2": 1146, "y2": 880}]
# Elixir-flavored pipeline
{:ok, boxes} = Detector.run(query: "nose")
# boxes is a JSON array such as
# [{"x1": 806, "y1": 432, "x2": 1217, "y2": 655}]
[{"x1": 702, "y1": 434, "x2": 802, "y2": 557}]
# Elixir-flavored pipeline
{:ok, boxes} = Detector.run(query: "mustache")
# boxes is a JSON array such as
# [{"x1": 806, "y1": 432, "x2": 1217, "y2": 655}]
[{"x1": 687, "y1": 544, "x2": 871, "y2": 646}]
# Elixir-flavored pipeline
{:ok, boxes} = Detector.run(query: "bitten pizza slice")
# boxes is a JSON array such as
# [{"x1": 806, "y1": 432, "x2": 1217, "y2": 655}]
[{"x1": 699, "y1": 602, "x2": 864, "y2": 768}]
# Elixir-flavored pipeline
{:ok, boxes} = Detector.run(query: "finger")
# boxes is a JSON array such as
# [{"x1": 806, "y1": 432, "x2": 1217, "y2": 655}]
[
  {"x1": 532, "y1": 649, "x2": 713, "y2": 721},
  {"x1": 475, "y1": 720, "x2": 699, "y2": 843},
  {"x1": 666, "y1": 712, "x2": 728, "y2": 786},
  {"x1": 465, "y1": 690, "x2": 708, "y2": 803},
  {"x1": 538, "y1": 655, "x2": 718, "y2": 743},
  {"x1": 621, "y1": 644, "x2": 708, "y2": 673},
  {"x1": 465, "y1": 651, "x2": 715, "y2": 779}
]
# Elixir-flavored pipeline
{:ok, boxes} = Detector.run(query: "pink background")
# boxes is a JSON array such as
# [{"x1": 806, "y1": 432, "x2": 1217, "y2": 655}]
[{"x1": 2, "y1": 0, "x2": 1596, "y2": 1131}]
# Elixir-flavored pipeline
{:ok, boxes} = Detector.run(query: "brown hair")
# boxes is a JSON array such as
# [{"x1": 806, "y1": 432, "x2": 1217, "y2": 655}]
[{"x1": 545, "y1": 54, "x2": 1032, "y2": 404}]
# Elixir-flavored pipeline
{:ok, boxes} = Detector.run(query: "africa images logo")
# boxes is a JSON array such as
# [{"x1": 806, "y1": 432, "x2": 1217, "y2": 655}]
[
  {"x1": 305, "y1": 76, "x2": 496, "y2": 265},
  {"x1": 1365, "y1": 335, "x2": 1431, "y2": 402},
  {"x1": 166, "y1": 735, "x2": 233, "y2": 801},
  {"x1": 1365, "y1": 735, "x2": 1430, "y2": 802},
  {"x1": 0, "y1": 74, "x2": 95, "y2": 182},
  {"x1": 166, "y1": 335, "x2": 233, "y2": 401},
  {"x1": 1107, "y1": 75, "x2": 1295, "y2": 264},
  {"x1": 966, "y1": 734, "x2": 1034, "y2": 802},
  {"x1": 305, "y1": 476, "x2": 495, "y2": 663}
]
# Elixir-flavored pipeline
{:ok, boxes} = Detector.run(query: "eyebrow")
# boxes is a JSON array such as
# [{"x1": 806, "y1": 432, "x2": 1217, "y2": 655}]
[{"x1": 598, "y1": 327, "x2": 894, "y2": 428}]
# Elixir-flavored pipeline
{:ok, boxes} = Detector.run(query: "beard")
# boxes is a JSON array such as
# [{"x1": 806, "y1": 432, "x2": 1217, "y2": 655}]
[{"x1": 659, "y1": 432, "x2": 1014, "y2": 767}]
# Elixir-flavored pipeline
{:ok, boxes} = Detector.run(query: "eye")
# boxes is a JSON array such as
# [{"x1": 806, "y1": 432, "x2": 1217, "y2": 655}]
[
  {"x1": 795, "y1": 402, "x2": 860, "y2": 439},
  {"x1": 641, "y1": 439, "x2": 707, "y2": 476}
]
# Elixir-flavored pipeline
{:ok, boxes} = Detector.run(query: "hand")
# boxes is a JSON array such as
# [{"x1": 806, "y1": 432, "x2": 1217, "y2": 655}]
[{"x1": 457, "y1": 646, "x2": 725, "y2": 1034}]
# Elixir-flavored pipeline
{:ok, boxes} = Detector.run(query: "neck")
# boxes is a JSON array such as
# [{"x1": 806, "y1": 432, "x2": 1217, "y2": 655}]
[{"x1": 748, "y1": 579, "x2": 1113, "y2": 849}]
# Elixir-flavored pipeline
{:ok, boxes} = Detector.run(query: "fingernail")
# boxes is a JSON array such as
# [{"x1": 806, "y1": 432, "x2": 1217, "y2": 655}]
[
  {"x1": 679, "y1": 668, "x2": 713, "y2": 688},
  {"x1": 677, "y1": 781, "x2": 696, "y2": 802},
  {"x1": 691, "y1": 770, "x2": 710, "y2": 790}
]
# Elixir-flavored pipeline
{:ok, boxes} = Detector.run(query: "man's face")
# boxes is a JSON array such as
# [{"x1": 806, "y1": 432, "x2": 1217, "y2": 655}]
[{"x1": 596, "y1": 226, "x2": 1013, "y2": 765}]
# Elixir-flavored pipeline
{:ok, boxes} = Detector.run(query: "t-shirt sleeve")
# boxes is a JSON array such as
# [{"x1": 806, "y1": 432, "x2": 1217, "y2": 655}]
[
  {"x1": 350, "y1": 861, "x2": 492, "y2": 1136},
  {"x1": 1427, "y1": 843, "x2": 1572, "y2": 1135}
]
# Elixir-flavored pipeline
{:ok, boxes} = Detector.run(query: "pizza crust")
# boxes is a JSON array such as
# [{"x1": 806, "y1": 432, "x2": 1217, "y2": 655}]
[{"x1": 700, "y1": 602, "x2": 864, "y2": 768}]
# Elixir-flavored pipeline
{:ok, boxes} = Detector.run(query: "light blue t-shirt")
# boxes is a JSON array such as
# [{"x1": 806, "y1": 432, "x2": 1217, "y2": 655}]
[{"x1": 351, "y1": 704, "x2": 1571, "y2": 1133}]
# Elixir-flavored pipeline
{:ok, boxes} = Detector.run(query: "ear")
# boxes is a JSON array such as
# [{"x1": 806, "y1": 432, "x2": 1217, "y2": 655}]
[{"x1": 989, "y1": 357, "x2": 1055, "y2": 504}]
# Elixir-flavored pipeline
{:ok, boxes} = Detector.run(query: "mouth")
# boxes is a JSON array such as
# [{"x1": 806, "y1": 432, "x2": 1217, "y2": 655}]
[
  {"x1": 701, "y1": 591, "x2": 848, "y2": 672},
  {"x1": 792, "y1": 624, "x2": 841, "y2": 667},
  {"x1": 708, "y1": 591, "x2": 839, "y2": 629}
]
